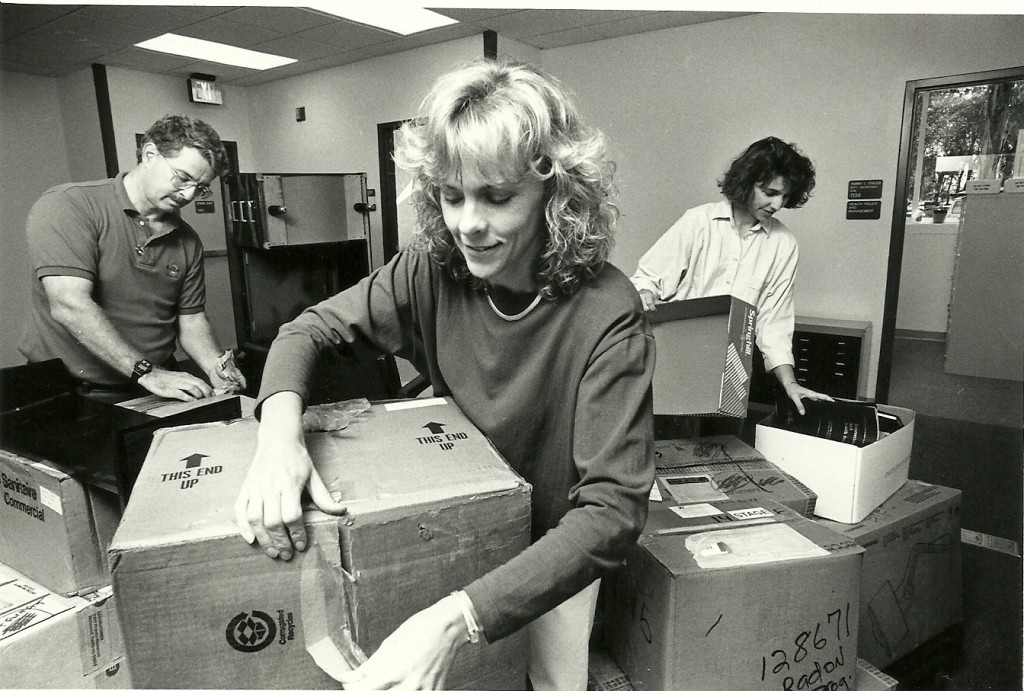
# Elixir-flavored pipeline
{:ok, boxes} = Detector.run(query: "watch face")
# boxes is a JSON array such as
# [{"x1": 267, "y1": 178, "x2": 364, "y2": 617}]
[{"x1": 133, "y1": 359, "x2": 153, "y2": 378}]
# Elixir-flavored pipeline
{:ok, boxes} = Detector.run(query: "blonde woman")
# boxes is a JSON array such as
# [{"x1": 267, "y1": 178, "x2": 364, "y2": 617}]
[{"x1": 236, "y1": 59, "x2": 655, "y2": 690}]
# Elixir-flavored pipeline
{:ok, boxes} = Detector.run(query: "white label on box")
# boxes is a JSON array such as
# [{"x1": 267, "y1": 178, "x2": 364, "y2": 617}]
[
  {"x1": 39, "y1": 486, "x2": 62, "y2": 515},
  {"x1": 383, "y1": 397, "x2": 447, "y2": 411},
  {"x1": 685, "y1": 523, "x2": 829, "y2": 569},
  {"x1": 961, "y1": 529, "x2": 1021, "y2": 556},
  {"x1": 669, "y1": 503, "x2": 723, "y2": 519},
  {"x1": 727, "y1": 506, "x2": 775, "y2": 520},
  {"x1": 1005, "y1": 178, "x2": 1024, "y2": 193}
]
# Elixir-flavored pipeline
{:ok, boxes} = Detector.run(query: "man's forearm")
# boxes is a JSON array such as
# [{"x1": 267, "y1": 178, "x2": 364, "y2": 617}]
[
  {"x1": 52, "y1": 298, "x2": 147, "y2": 379},
  {"x1": 177, "y1": 312, "x2": 224, "y2": 374}
]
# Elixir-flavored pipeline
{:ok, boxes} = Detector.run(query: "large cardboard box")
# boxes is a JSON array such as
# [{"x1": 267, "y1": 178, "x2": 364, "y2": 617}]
[
  {"x1": 110, "y1": 397, "x2": 530, "y2": 689},
  {"x1": 0, "y1": 561, "x2": 129, "y2": 689},
  {"x1": 754, "y1": 405, "x2": 915, "y2": 523},
  {"x1": 816, "y1": 480, "x2": 962, "y2": 669},
  {"x1": 604, "y1": 498, "x2": 864, "y2": 691},
  {"x1": 649, "y1": 295, "x2": 757, "y2": 417},
  {"x1": 0, "y1": 447, "x2": 122, "y2": 596},
  {"x1": 654, "y1": 436, "x2": 817, "y2": 517}
]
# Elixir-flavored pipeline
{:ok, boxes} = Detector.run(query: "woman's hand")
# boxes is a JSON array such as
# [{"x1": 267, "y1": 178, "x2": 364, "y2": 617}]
[
  {"x1": 638, "y1": 289, "x2": 658, "y2": 312},
  {"x1": 336, "y1": 596, "x2": 468, "y2": 690},
  {"x1": 782, "y1": 381, "x2": 834, "y2": 415},
  {"x1": 234, "y1": 392, "x2": 347, "y2": 560}
]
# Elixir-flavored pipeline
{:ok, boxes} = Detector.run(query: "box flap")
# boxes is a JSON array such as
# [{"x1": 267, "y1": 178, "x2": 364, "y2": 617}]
[
  {"x1": 655, "y1": 436, "x2": 764, "y2": 470},
  {"x1": 818, "y1": 479, "x2": 961, "y2": 539},
  {"x1": 646, "y1": 294, "x2": 742, "y2": 325},
  {"x1": 112, "y1": 398, "x2": 525, "y2": 551}
]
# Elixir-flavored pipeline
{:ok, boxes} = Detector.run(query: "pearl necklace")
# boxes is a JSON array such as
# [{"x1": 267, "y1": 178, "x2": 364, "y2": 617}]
[{"x1": 486, "y1": 289, "x2": 543, "y2": 322}]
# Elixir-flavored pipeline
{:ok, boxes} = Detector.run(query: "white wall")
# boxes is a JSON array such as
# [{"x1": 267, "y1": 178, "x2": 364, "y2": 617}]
[
  {"x1": 0, "y1": 70, "x2": 72, "y2": 368},
  {"x1": 56, "y1": 68, "x2": 105, "y2": 183},
  {"x1": 541, "y1": 13, "x2": 1024, "y2": 398},
  {"x1": 246, "y1": 35, "x2": 484, "y2": 269}
]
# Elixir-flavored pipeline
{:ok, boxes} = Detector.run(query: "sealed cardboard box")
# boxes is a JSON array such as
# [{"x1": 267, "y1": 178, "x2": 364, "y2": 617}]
[
  {"x1": 754, "y1": 405, "x2": 915, "y2": 523},
  {"x1": 816, "y1": 480, "x2": 962, "y2": 669},
  {"x1": 855, "y1": 658, "x2": 899, "y2": 690},
  {"x1": 654, "y1": 436, "x2": 817, "y2": 517},
  {"x1": 604, "y1": 498, "x2": 864, "y2": 691},
  {"x1": 648, "y1": 295, "x2": 757, "y2": 417},
  {"x1": 0, "y1": 561, "x2": 129, "y2": 689},
  {"x1": 0, "y1": 447, "x2": 121, "y2": 596},
  {"x1": 110, "y1": 397, "x2": 530, "y2": 689}
]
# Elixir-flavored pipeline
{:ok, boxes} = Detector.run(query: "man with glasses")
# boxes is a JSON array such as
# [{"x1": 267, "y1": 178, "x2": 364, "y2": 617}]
[{"x1": 19, "y1": 114, "x2": 245, "y2": 402}]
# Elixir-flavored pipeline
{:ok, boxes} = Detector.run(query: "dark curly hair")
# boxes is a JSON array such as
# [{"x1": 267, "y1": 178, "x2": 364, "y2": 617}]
[
  {"x1": 718, "y1": 136, "x2": 815, "y2": 209},
  {"x1": 137, "y1": 114, "x2": 228, "y2": 176},
  {"x1": 393, "y1": 59, "x2": 618, "y2": 299}
]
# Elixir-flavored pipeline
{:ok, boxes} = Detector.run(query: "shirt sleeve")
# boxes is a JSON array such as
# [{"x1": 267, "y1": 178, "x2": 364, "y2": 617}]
[
  {"x1": 26, "y1": 187, "x2": 99, "y2": 281},
  {"x1": 755, "y1": 238, "x2": 798, "y2": 371},
  {"x1": 464, "y1": 327, "x2": 656, "y2": 640},
  {"x1": 629, "y1": 209, "x2": 698, "y2": 300},
  {"x1": 177, "y1": 232, "x2": 206, "y2": 315}
]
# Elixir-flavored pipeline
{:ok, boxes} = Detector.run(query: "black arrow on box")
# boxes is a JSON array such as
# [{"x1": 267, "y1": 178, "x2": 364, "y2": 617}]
[
  {"x1": 423, "y1": 422, "x2": 446, "y2": 434},
  {"x1": 180, "y1": 453, "x2": 209, "y2": 469}
]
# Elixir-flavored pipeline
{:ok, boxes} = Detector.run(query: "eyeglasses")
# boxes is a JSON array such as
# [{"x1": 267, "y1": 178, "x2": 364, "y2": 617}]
[{"x1": 158, "y1": 153, "x2": 213, "y2": 199}]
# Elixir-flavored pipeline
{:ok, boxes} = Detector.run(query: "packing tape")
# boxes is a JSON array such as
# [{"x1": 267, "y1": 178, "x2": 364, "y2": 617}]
[{"x1": 300, "y1": 523, "x2": 367, "y2": 678}]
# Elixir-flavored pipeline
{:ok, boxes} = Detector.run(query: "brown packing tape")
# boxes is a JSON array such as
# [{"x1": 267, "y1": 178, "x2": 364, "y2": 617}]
[{"x1": 300, "y1": 522, "x2": 367, "y2": 677}]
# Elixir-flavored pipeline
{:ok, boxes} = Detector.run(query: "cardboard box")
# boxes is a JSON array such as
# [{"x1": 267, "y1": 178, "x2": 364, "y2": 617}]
[
  {"x1": 0, "y1": 447, "x2": 122, "y2": 596},
  {"x1": 816, "y1": 480, "x2": 962, "y2": 669},
  {"x1": 649, "y1": 295, "x2": 756, "y2": 417},
  {"x1": 0, "y1": 561, "x2": 129, "y2": 689},
  {"x1": 110, "y1": 397, "x2": 530, "y2": 689},
  {"x1": 754, "y1": 405, "x2": 915, "y2": 523},
  {"x1": 603, "y1": 498, "x2": 864, "y2": 691},
  {"x1": 653, "y1": 436, "x2": 817, "y2": 517}
]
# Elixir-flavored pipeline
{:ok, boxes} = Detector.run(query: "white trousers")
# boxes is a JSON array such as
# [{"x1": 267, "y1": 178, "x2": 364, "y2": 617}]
[{"x1": 524, "y1": 579, "x2": 602, "y2": 691}]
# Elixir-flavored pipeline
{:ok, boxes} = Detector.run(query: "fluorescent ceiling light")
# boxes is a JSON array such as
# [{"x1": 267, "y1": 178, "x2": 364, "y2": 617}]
[
  {"x1": 309, "y1": 2, "x2": 458, "y2": 35},
  {"x1": 135, "y1": 34, "x2": 296, "y2": 71}
]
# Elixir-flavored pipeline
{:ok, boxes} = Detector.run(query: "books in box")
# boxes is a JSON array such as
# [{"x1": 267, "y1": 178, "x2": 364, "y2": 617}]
[{"x1": 109, "y1": 397, "x2": 530, "y2": 689}]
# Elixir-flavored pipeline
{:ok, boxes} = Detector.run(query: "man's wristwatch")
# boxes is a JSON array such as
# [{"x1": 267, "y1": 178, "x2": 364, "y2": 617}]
[{"x1": 130, "y1": 359, "x2": 153, "y2": 382}]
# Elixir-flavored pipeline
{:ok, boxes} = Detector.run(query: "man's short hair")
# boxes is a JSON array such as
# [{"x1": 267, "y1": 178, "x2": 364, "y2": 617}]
[
  {"x1": 137, "y1": 114, "x2": 229, "y2": 177},
  {"x1": 718, "y1": 136, "x2": 815, "y2": 208}
]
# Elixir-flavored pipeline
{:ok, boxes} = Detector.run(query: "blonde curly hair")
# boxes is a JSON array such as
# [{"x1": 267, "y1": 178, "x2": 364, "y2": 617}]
[{"x1": 394, "y1": 59, "x2": 618, "y2": 299}]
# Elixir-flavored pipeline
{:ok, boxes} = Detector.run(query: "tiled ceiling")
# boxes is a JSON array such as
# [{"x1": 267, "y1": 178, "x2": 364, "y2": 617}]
[{"x1": 0, "y1": 4, "x2": 755, "y2": 86}]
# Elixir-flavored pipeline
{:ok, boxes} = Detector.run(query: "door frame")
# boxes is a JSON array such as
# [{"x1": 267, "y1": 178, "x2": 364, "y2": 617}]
[{"x1": 875, "y1": 65, "x2": 1024, "y2": 403}]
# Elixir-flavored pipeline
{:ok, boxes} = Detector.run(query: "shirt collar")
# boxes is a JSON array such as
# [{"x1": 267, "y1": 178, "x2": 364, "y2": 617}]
[
  {"x1": 712, "y1": 199, "x2": 772, "y2": 236},
  {"x1": 116, "y1": 172, "x2": 182, "y2": 231}
]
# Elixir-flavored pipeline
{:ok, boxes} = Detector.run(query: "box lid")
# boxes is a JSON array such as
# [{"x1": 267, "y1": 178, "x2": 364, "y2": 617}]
[
  {"x1": 640, "y1": 498, "x2": 862, "y2": 575},
  {"x1": 646, "y1": 294, "x2": 751, "y2": 325},
  {"x1": 111, "y1": 397, "x2": 526, "y2": 551}
]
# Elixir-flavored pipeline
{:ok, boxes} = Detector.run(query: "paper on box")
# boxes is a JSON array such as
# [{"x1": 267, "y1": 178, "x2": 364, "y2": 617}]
[
  {"x1": 654, "y1": 436, "x2": 817, "y2": 517},
  {"x1": 648, "y1": 295, "x2": 756, "y2": 417},
  {"x1": 0, "y1": 561, "x2": 128, "y2": 689},
  {"x1": 0, "y1": 448, "x2": 121, "y2": 596},
  {"x1": 754, "y1": 405, "x2": 915, "y2": 523},
  {"x1": 110, "y1": 398, "x2": 530, "y2": 689},
  {"x1": 604, "y1": 498, "x2": 864, "y2": 691},
  {"x1": 816, "y1": 480, "x2": 962, "y2": 669}
]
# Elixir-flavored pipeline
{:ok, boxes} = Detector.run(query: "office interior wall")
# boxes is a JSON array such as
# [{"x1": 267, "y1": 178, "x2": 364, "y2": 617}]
[
  {"x1": 0, "y1": 69, "x2": 73, "y2": 367},
  {"x1": 541, "y1": 13, "x2": 1024, "y2": 399}
]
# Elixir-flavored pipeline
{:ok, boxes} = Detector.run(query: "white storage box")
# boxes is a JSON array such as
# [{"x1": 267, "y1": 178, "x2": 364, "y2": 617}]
[{"x1": 754, "y1": 405, "x2": 915, "y2": 523}]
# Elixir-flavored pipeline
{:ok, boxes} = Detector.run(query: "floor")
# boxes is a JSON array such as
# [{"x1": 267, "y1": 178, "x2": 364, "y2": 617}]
[{"x1": 883, "y1": 336, "x2": 1022, "y2": 691}]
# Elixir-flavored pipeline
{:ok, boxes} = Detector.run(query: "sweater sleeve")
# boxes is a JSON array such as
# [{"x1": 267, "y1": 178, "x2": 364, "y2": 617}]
[
  {"x1": 755, "y1": 238, "x2": 798, "y2": 371},
  {"x1": 464, "y1": 325, "x2": 655, "y2": 640}
]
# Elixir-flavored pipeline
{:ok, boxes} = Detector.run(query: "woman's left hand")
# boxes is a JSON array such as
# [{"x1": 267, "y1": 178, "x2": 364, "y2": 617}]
[
  {"x1": 784, "y1": 383, "x2": 834, "y2": 415},
  {"x1": 335, "y1": 596, "x2": 468, "y2": 690}
]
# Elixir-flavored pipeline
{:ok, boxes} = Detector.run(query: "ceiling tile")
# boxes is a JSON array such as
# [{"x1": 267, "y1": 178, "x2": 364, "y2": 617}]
[
  {"x1": 0, "y1": 4, "x2": 82, "y2": 41},
  {"x1": 248, "y1": 35, "x2": 341, "y2": 62},
  {"x1": 217, "y1": 7, "x2": 337, "y2": 34},
  {"x1": 480, "y1": 9, "x2": 641, "y2": 38},
  {"x1": 77, "y1": 5, "x2": 209, "y2": 32},
  {"x1": 101, "y1": 47, "x2": 196, "y2": 72},
  {"x1": 526, "y1": 26, "x2": 606, "y2": 49},
  {"x1": 427, "y1": 8, "x2": 521, "y2": 24},
  {"x1": 175, "y1": 16, "x2": 283, "y2": 48},
  {"x1": 21, "y1": 12, "x2": 160, "y2": 48},
  {"x1": 291, "y1": 20, "x2": 394, "y2": 52},
  {"x1": 3, "y1": 33, "x2": 109, "y2": 66},
  {"x1": 0, "y1": 58, "x2": 55, "y2": 76}
]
